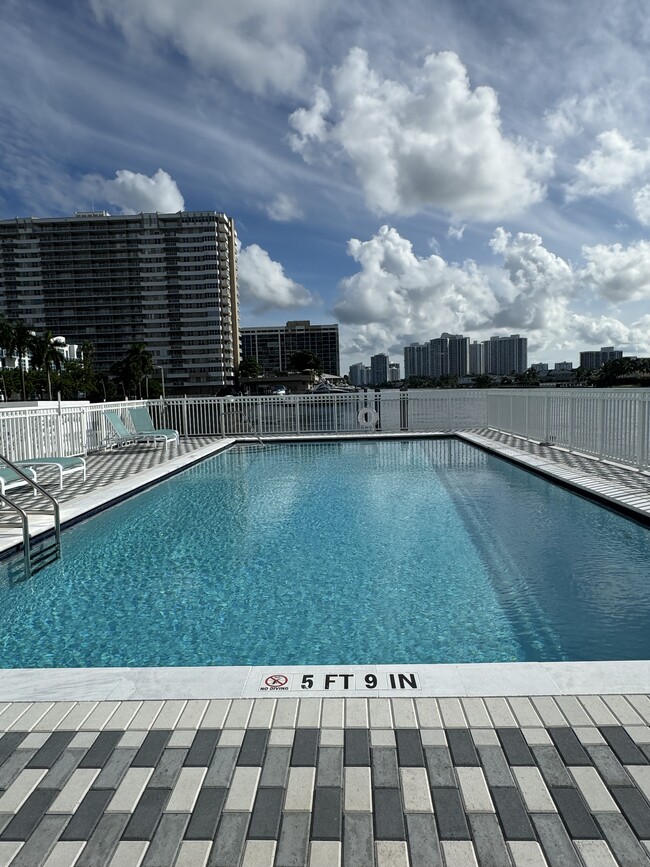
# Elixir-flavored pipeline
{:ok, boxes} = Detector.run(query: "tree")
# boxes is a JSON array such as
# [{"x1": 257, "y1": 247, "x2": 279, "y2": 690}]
[
  {"x1": 472, "y1": 374, "x2": 493, "y2": 389},
  {"x1": 288, "y1": 350, "x2": 323, "y2": 373},
  {"x1": 238, "y1": 356, "x2": 263, "y2": 378},
  {"x1": 29, "y1": 331, "x2": 66, "y2": 400},
  {"x1": 111, "y1": 342, "x2": 154, "y2": 398},
  {"x1": 12, "y1": 321, "x2": 35, "y2": 401}
]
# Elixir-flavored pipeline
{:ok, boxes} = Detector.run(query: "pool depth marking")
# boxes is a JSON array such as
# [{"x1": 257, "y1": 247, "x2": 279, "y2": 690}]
[{"x1": 259, "y1": 671, "x2": 421, "y2": 691}]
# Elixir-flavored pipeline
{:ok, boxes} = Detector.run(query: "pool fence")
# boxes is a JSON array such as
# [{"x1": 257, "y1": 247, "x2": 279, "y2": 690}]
[{"x1": 0, "y1": 388, "x2": 648, "y2": 472}]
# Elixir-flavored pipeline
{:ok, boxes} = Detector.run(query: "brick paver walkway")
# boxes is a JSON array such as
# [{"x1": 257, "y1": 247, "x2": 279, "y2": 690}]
[{"x1": 2, "y1": 696, "x2": 650, "y2": 866}]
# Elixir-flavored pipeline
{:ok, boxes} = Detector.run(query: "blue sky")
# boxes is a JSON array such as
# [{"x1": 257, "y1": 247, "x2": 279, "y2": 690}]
[{"x1": 2, "y1": 0, "x2": 650, "y2": 372}]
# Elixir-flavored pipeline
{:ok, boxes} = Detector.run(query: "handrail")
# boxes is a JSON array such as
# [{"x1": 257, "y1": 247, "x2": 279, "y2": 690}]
[{"x1": 0, "y1": 453, "x2": 62, "y2": 579}]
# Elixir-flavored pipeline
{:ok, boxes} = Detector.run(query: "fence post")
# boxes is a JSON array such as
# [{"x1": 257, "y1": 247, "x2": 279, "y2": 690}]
[
  {"x1": 637, "y1": 391, "x2": 647, "y2": 470},
  {"x1": 217, "y1": 399, "x2": 225, "y2": 437},
  {"x1": 525, "y1": 392, "x2": 529, "y2": 440},
  {"x1": 55, "y1": 394, "x2": 63, "y2": 456},
  {"x1": 597, "y1": 391, "x2": 605, "y2": 459},
  {"x1": 568, "y1": 392, "x2": 574, "y2": 453},
  {"x1": 544, "y1": 392, "x2": 550, "y2": 443},
  {"x1": 182, "y1": 396, "x2": 189, "y2": 437}
]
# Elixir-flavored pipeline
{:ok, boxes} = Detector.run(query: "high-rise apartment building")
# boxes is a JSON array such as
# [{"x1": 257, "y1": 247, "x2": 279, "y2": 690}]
[
  {"x1": 388, "y1": 362, "x2": 401, "y2": 382},
  {"x1": 349, "y1": 362, "x2": 371, "y2": 386},
  {"x1": 469, "y1": 341, "x2": 485, "y2": 375},
  {"x1": 530, "y1": 362, "x2": 548, "y2": 374},
  {"x1": 579, "y1": 346, "x2": 623, "y2": 370},
  {"x1": 429, "y1": 337, "x2": 449, "y2": 378},
  {"x1": 554, "y1": 361, "x2": 573, "y2": 371},
  {"x1": 370, "y1": 353, "x2": 390, "y2": 385},
  {"x1": 483, "y1": 334, "x2": 527, "y2": 375},
  {"x1": 0, "y1": 210, "x2": 240, "y2": 395},
  {"x1": 240, "y1": 320, "x2": 339, "y2": 376},
  {"x1": 403, "y1": 343, "x2": 430, "y2": 379},
  {"x1": 444, "y1": 333, "x2": 470, "y2": 377}
]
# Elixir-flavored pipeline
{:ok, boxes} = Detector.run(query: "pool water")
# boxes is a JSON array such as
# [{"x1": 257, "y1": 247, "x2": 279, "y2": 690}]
[{"x1": 1, "y1": 439, "x2": 649, "y2": 668}]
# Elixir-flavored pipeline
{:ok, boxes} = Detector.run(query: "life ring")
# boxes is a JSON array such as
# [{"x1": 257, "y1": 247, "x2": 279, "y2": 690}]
[{"x1": 358, "y1": 407, "x2": 379, "y2": 427}]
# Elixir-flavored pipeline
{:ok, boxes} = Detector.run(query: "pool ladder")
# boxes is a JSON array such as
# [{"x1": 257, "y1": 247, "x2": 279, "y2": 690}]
[{"x1": 0, "y1": 454, "x2": 61, "y2": 580}]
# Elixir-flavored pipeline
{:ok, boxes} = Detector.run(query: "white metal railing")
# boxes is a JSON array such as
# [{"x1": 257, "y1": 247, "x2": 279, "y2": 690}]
[
  {"x1": 0, "y1": 389, "x2": 648, "y2": 472},
  {"x1": 485, "y1": 388, "x2": 650, "y2": 470}
]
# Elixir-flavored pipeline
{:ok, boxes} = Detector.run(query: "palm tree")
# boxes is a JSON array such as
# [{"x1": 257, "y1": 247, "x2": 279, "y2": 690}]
[
  {"x1": 11, "y1": 321, "x2": 35, "y2": 401},
  {"x1": 30, "y1": 331, "x2": 66, "y2": 400}
]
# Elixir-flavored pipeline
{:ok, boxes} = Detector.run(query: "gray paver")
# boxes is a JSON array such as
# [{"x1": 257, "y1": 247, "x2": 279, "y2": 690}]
[
  {"x1": 597, "y1": 812, "x2": 650, "y2": 866},
  {"x1": 26, "y1": 732, "x2": 75, "y2": 769},
  {"x1": 601, "y1": 727, "x2": 649, "y2": 766},
  {"x1": 238, "y1": 730, "x2": 269, "y2": 767},
  {"x1": 430, "y1": 787, "x2": 470, "y2": 840},
  {"x1": 395, "y1": 730, "x2": 424, "y2": 767},
  {"x1": 550, "y1": 787, "x2": 602, "y2": 839},
  {"x1": 371, "y1": 749, "x2": 399, "y2": 788},
  {"x1": 531, "y1": 813, "x2": 583, "y2": 867},
  {"x1": 208, "y1": 812, "x2": 250, "y2": 866},
  {"x1": 132, "y1": 731, "x2": 172, "y2": 769},
  {"x1": 446, "y1": 729, "x2": 479, "y2": 767},
  {"x1": 530, "y1": 745, "x2": 574, "y2": 788},
  {"x1": 184, "y1": 787, "x2": 227, "y2": 840},
  {"x1": 141, "y1": 813, "x2": 190, "y2": 867},
  {"x1": 204, "y1": 748, "x2": 239, "y2": 788},
  {"x1": 248, "y1": 787, "x2": 284, "y2": 840},
  {"x1": 311, "y1": 787, "x2": 342, "y2": 840},
  {"x1": 41, "y1": 749, "x2": 86, "y2": 791},
  {"x1": 77, "y1": 731, "x2": 122, "y2": 769},
  {"x1": 497, "y1": 729, "x2": 535, "y2": 766},
  {"x1": 548, "y1": 727, "x2": 592, "y2": 766},
  {"x1": 477, "y1": 745, "x2": 516, "y2": 787},
  {"x1": 275, "y1": 812, "x2": 311, "y2": 867},
  {"x1": 0, "y1": 788, "x2": 58, "y2": 841},
  {"x1": 8, "y1": 814, "x2": 68, "y2": 867},
  {"x1": 424, "y1": 746, "x2": 455, "y2": 786},
  {"x1": 343, "y1": 812, "x2": 375, "y2": 867},
  {"x1": 122, "y1": 787, "x2": 170, "y2": 840},
  {"x1": 291, "y1": 729, "x2": 319, "y2": 767},
  {"x1": 93, "y1": 748, "x2": 138, "y2": 790},
  {"x1": 75, "y1": 812, "x2": 130, "y2": 867},
  {"x1": 260, "y1": 747, "x2": 292, "y2": 789},
  {"x1": 610, "y1": 786, "x2": 650, "y2": 838},
  {"x1": 344, "y1": 730, "x2": 370, "y2": 767},
  {"x1": 60, "y1": 788, "x2": 114, "y2": 841},
  {"x1": 491, "y1": 787, "x2": 536, "y2": 841},
  {"x1": 405, "y1": 813, "x2": 442, "y2": 867},
  {"x1": 468, "y1": 813, "x2": 513, "y2": 867},
  {"x1": 148, "y1": 748, "x2": 188, "y2": 789}
]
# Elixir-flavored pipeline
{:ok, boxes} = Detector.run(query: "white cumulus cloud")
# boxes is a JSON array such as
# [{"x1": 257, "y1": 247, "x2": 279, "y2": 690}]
[
  {"x1": 84, "y1": 168, "x2": 185, "y2": 214},
  {"x1": 238, "y1": 243, "x2": 314, "y2": 313},
  {"x1": 580, "y1": 240, "x2": 650, "y2": 302},
  {"x1": 335, "y1": 226, "x2": 650, "y2": 364},
  {"x1": 565, "y1": 130, "x2": 650, "y2": 200},
  {"x1": 334, "y1": 225, "x2": 499, "y2": 341},
  {"x1": 633, "y1": 185, "x2": 650, "y2": 225},
  {"x1": 289, "y1": 48, "x2": 553, "y2": 221},
  {"x1": 265, "y1": 193, "x2": 304, "y2": 222},
  {"x1": 91, "y1": 0, "x2": 321, "y2": 95}
]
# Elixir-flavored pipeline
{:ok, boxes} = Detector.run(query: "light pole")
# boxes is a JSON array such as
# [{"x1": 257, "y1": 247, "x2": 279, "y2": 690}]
[{"x1": 156, "y1": 365, "x2": 166, "y2": 400}]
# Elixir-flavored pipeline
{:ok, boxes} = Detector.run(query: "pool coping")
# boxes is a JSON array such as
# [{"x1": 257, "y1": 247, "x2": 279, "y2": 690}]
[
  {"x1": 1, "y1": 660, "x2": 650, "y2": 702},
  {"x1": 1, "y1": 431, "x2": 649, "y2": 702}
]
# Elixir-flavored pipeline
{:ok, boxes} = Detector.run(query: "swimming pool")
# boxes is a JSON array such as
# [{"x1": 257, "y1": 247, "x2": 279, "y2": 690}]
[{"x1": 0, "y1": 439, "x2": 649, "y2": 668}]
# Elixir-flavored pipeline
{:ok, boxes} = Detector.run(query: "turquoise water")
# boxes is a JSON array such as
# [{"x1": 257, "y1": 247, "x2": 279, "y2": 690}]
[{"x1": 1, "y1": 439, "x2": 649, "y2": 667}]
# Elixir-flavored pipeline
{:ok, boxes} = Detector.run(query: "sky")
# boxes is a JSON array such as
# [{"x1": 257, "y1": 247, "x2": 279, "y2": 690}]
[{"x1": 2, "y1": 0, "x2": 650, "y2": 373}]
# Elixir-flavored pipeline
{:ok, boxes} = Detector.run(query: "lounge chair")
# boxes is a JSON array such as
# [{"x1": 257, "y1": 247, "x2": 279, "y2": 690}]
[
  {"x1": 128, "y1": 407, "x2": 179, "y2": 448},
  {"x1": 0, "y1": 465, "x2": 37, "y2": 497},
  {"x1": 14, "y1": 456, "x2": 86, "y2": 490},
  {"x1": 101, "y1": 410, "x2": 141, "y2": 449}
]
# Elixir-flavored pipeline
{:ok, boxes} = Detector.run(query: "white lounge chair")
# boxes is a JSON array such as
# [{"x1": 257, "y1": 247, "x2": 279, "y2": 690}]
[
  {"x1": 14, "y1": 457, "x2": 86, "y2": 490},
  {"x1": 0, "y1": 466, "x2": 37, "y2": 497}
]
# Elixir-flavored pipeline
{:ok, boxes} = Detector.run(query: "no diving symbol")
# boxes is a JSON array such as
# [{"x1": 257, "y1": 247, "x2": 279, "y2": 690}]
[{"x1": 265, "y1": 674, "x2": 288, "y2": 687}]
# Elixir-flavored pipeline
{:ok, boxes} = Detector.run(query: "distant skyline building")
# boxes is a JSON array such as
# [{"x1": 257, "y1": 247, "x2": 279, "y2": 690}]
[
  {"x1": 530, "y1": 362, "x2": 549, "y2": 374},
  {"x1": 370, "y1": 353, "x2": 390, "y2": 385},
  {"x1": 349, "y1": 362, "x2": 370, "y2": 386},
  {"x1": 554, "y1": 361, "x2": 573, "y2": 371},
  {"x1": 240, "y1": 320, "x2": 340, "y2": 376},
  {"x1": 444, "y1": 333, "x2": 470, "y2": 377},
  {"x1": 0, "y1": 210, "x2": 240, "y2": 395},
  {"x1": 429, "y1": 337, "x2": 449, "y2": 378},
  {"x1": 388, "y1": 362, "x2": 401, "y2": 382},
  {"x1": 404, "y1": 342, "x2": 429, "y2": 379},
  {"x1": 579, "y1": 346, "x2": 623, "y2": 370},
  {"x1": 469, "y1": 341, "x2": 485, "y2": 375},
  {"x1": 483, "y1": 334, "x2": 527, "y2": 375}
]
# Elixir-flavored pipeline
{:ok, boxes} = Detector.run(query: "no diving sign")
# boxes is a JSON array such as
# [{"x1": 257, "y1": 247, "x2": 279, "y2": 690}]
[{"x1": 258, "y1": 671, "x2": 420, "y2": 692}]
